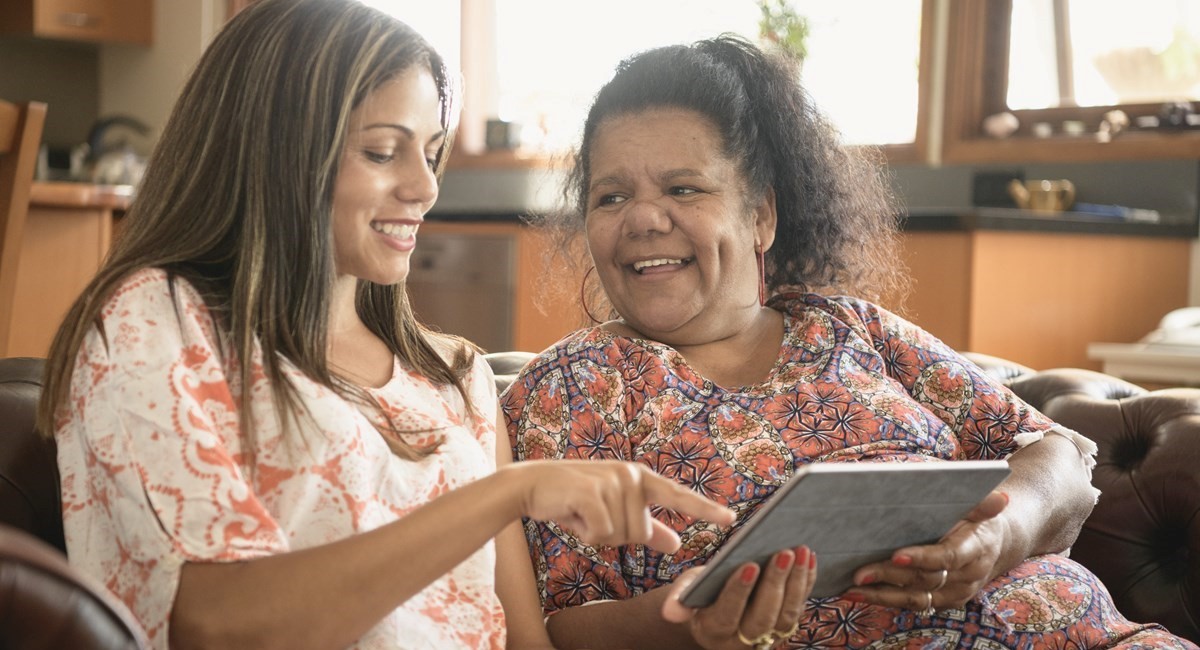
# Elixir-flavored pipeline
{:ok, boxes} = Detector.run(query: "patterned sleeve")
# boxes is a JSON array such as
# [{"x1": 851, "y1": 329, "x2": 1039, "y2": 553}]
[
  {"x1": 57, "y1": 271, "x2": 287, "y2": 643},
  {"x1": 832, "y1": 296, "x2": 1095, "y2": 464},
  {"x1": 499, "y1": 341, "x2": 636, "y2": 614}
]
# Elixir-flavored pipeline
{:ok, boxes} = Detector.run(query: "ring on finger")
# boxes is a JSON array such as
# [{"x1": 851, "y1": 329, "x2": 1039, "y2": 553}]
[
  {"x1": 773, "y1": 620, "x2": 801, "y2": 639},
  {"x1": 737, "y1": 629, "x2": 776, "y2": 650},
  {"x1": 932, "y1": 568, "x2": 948, "y2": 591},
  {"x1": 916, "y1": 590, "x2": 936, "y2": 617}
]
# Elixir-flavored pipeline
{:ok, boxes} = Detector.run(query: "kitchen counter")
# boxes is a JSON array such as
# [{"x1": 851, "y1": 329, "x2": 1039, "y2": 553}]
[
  {"x1": 3, "y1": 182, "x2": 129, "y2": 357},
  {"x1": 903, "y1": 207, "x2": 1197, "y2": 238},
  {"x1": 30, "y1": 181, "x2": 134, "y2": 210}
]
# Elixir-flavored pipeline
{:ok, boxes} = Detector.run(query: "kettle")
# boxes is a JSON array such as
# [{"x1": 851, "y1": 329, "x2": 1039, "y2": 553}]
[
  {"x1": 1008, "y1": 178, "x2": 1075, "y2": 212},
  {"x1": 75, "y1": 115, "x2": 151, "y2": 186}
]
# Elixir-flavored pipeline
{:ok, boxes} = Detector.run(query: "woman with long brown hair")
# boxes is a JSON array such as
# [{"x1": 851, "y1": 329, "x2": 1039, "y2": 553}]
[{"x1": 37, "y1": 2, "x2": 740, "y2": 648}]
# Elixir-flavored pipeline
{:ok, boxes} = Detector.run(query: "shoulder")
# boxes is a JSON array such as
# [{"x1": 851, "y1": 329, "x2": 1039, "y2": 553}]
[
  {"x1": 85, "y1": 267, "x2": 226, "y2": 370},
  {"x1": 521, "y1": 327, "x2": 629, "y2": 374},
  {"x1": 501, "y1": 327, "x2": 626, "y2": 397}
]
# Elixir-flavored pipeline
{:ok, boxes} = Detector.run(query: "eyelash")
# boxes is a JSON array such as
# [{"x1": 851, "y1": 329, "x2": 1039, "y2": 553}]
[
  {"x1": 595, "y1": 186, "x2": 698, "y2": 206},
  {"x1": 363, "y1": 150, "x2": 439, "y2": 170}
]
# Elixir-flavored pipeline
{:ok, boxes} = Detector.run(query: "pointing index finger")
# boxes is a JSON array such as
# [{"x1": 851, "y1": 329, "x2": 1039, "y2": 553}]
[{"x1": 640, "y1": 470, "x2": 735, "y2": 526}]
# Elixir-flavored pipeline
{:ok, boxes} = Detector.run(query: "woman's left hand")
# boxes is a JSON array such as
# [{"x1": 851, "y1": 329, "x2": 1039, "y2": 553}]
[{"x1": 842, "y1": 490, "x2": 1009, "y2": 613}]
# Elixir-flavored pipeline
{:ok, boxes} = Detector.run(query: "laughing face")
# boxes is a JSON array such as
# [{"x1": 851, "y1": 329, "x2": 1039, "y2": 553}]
[
  {"x1": 585, "y1": 107, "x2": 776, "y2": 345},
  {"x1": 332, "y1": 65, "x2": 445, "y2": 286}
]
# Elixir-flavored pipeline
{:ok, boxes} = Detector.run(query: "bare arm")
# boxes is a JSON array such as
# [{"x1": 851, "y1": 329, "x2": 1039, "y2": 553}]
[
  {"x1": 546, "y1": 588, "x2": 695, "y2": 650},
  {"x1": 988, "y1": 432, "x2": 1097, "y2": 572},
  {"x1": 492, "y1": 405, "x2": 556, "y2": 650},
  {"x1": 171, "y1": 452, "x2": 734, "y2": 650},
  {"x1": 847, "y1": 433, "x2": 1097, "y2": 609}
]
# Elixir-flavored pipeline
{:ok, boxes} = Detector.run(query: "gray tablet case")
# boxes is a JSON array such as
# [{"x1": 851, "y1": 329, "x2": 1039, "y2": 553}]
[{"x1": 676, "y1": 460, "x2": 1011, "y2": 608}]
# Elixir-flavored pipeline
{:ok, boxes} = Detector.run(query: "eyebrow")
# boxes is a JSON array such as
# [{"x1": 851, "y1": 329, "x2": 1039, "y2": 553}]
[
  {"x1": 361, "y1": 123, "x2": 447, "y2": 146},
  {"x1": 590, "y1": 168, "x2": 704, "y2": 192}
]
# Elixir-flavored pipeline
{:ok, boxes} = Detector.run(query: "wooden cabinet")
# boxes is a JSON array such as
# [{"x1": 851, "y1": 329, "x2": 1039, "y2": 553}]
[
  {"x1": 415, "y1": 222, "x2": 588, "y2": 354},
  {"x1": 0, "y1": 0, "x2": 153, "y2": 45},
  {"x1": 3, "y1": 182, "x2": 129, "y2": 357},
  {"x1": 895, "y1": 229, "x2": 1191, "y2": 371}
]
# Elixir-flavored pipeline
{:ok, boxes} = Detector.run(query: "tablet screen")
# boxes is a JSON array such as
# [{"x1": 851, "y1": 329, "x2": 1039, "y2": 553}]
[{"x1": 676, "y1": 459, "x2": 1011, "y2": 608}]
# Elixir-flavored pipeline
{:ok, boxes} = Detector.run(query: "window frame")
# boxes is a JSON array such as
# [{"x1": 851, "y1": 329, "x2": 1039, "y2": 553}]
[
  {"x1": 942, "y1": 0, "x2": 1200, "y2": 163},
  {"x1": 451, "y1": 0, "x2": 936, "y2": 169}
]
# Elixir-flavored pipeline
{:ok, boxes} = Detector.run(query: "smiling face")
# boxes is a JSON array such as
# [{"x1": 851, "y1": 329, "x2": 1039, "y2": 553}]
[
  {"x1": 585, "y1": 107, "x2": 776, "y2": 345},
  {"x1": 331, "y1": 65, "x2": 445, "y2": 286}
]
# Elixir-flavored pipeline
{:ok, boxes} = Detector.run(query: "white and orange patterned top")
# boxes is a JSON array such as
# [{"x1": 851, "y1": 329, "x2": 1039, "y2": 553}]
[{"x1": 55, "y1": 268, "x2": 506, "y2": 650}]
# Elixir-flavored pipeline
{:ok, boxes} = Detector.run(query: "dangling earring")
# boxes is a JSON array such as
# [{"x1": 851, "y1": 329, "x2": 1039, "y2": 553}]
[
  {"x1": 755, "y1": 243, "x2": 766, "y2": 307},
  {"x1": 580, "y1": 266, "x2": 603, "y2": 324}
]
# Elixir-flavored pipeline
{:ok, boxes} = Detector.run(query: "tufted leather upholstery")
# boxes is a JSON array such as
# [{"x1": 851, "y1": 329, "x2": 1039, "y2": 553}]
[
  {"x1": 963, "y1": 352, "x2": 1200, "y2": 643},
  {"x1": 0, "y1": 357, "x2": 148, "y2": 648}
]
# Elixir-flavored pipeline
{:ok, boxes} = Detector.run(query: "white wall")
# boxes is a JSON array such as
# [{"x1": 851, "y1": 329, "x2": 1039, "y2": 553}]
[{"x1": 98, "y1": 0, "x2": 226, "y2": 151}]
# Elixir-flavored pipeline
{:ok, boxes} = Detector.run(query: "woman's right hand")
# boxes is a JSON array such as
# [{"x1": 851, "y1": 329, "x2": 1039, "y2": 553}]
[
  {"x1": 661, "y1": 548, "x2": 816, "y2": 649},
  {"x1": 501, "y1": 459, "x2": 736, "y2": 553}
]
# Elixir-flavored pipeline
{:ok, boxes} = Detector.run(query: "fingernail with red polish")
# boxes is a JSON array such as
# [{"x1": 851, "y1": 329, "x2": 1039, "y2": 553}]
[
  {"x1": 809, "y1": 550, "x2": 817, "y2": 570},
  {"x1": 842, "y1": 592, "x2": 866, "y2": 603},
  {"x1": 857, "y1": 573, "x2": 876, "y2": 586},
  {"x1": 741, "y1": 564, "x2": 759, "y2": 584},
  {"x1": 796, "y1": 546, "x2": 808, "y2": 567},
  {"x1": 892, "y1": 554, "x2": 913, "y2": 567},
  {"x1": 775, "y1": 551, "x2": 794, "y2": 570}
]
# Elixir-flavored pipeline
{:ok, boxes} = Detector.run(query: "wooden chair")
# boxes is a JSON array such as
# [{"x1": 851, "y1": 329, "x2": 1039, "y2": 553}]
[{"x1": 0, "y1": 100, "x2": 47, "y2": 357}]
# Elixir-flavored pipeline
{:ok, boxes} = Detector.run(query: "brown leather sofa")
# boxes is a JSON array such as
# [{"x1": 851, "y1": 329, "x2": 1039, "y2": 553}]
[
  {"x1": 0, "y1": 356, "x2": 147, "y2": 649},
  {"x1": 4, "y1": 352, "x2": 1198, "y2": 644},
  {"x1": 489, "y1": 349, "x2": 1200, "y2": 643}
]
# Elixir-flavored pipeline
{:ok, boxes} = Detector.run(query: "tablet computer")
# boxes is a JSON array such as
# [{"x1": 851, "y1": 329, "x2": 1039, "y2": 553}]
[{"x1": 676, "y1": 459, "x2": 1011, "y2": 608}]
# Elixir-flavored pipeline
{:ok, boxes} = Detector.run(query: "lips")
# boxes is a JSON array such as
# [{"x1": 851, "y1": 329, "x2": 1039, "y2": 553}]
[{"x1": 631, "y1": 257, "x2": 693, "y2": 274}]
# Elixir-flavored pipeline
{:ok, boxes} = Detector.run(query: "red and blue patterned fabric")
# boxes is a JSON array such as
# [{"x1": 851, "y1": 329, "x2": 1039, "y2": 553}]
[{"x1": 502, "y1": 292, "x2": 1196, "y2": 649}]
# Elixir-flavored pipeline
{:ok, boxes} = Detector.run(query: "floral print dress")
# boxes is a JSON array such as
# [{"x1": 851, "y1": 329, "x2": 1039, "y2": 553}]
[
  {"x1": 502, "y1": 292, "x2": 1196, "y2": 649},
  {"x1": 55, "y1": 268, "x2": 506, "y2": 650}
]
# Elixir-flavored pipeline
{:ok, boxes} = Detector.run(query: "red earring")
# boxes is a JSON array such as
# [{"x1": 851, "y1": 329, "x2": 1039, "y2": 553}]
[
  {"x1": 580, "y1": 266, "x2": 603, "y2": 324},
  {"x1": 755, "y1": 243, "x2": 766, "y2": 307}
]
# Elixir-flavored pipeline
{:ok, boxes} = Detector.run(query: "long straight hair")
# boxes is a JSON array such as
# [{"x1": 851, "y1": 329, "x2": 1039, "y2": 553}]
[{"x1": 39, "y1": 0, "x2": 472, "y2": 460}]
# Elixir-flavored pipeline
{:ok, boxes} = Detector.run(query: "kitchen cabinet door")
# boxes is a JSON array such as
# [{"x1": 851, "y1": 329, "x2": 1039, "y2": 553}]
[{"x1": 0, "y1": 0, "x2": 153, "y2": 46}]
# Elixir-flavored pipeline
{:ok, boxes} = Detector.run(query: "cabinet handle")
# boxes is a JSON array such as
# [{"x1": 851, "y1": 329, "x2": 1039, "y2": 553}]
[{"x1": 57, "y1": 12, "x2": 101, "y2": 28}]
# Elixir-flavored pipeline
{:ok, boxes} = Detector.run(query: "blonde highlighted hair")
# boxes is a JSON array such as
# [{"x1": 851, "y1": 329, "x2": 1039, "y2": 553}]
[{"x1": 39, "y1": 0, "x2": 472, "y2": 460}]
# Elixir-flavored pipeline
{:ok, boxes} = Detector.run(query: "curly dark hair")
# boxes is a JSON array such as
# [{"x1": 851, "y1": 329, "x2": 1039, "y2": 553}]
[{"x1": 531, "y1": 33, "x2": 908, "y2": 317}]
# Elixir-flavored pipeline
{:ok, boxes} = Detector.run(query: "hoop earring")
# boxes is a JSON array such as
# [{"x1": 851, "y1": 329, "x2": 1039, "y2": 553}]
[
  {"x1": 580, "y1": 266, "x2": 603, "y2": 325},
  {"x1": 755, "y1": 243, "x2": 766, "y2": 307}
]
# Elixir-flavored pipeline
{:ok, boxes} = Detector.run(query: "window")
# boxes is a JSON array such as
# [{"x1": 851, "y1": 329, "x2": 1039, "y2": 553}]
[
  {"x1": 1008, "y1": 0, "x2": 1200, "y2": 110},
  {"x1": 944, "y1": 0, "x2": 1200, "y2": 163},
  {"x1": 459, "y1": 0, "x2": 928, "y2": 160},
  {"x1": 231, "y1": 0, "x2": 929, "y2": 163}
]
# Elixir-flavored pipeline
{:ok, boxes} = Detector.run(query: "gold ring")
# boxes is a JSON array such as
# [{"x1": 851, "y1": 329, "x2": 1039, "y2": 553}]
[
  {"x1": 932, "y1": 568, "x2": 948, "y2": 591},
  {"x1": 916, "y1": 590, "x2": 936, "y2": 617},
  {"x1": 736, "y1": 628, "x2": 776, "y2": 650},
  {"x1": 774, "y1": 620, "x2": 801, "y2": 639}
]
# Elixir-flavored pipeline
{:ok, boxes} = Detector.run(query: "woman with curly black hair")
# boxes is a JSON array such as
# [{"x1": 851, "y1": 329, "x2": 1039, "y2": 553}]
[{"x1": 503, "y1": 34, "x2": 1197, "y2": 650}]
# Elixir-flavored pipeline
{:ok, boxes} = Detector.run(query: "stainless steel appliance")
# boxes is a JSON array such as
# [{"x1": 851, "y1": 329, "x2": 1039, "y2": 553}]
[{"x1": 406, "y1": 230, "x2": 514, "y2": 353}]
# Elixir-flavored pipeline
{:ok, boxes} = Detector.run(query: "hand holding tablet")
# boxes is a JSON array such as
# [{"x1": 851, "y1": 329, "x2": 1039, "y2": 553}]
[{"x1": 675, "y1": 460, "x2": 1011, "y2": 609}]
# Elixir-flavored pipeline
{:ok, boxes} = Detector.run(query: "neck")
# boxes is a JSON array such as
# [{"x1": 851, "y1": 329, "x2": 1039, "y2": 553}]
[
  {"x1": 617, "y1": 306, "x2": 785, "y2": 388},
  {"x1": 329, "y1": 274, "x2": 362, "y2": 339}
]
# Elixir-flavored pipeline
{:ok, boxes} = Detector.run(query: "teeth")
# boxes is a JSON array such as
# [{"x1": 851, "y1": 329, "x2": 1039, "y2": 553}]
[
  {"x1": 633, "y1": 258, "x2": 685, "y2": 272},
  {"x1": 371, "y1": 222, "x2": 417, "y2": 238}
]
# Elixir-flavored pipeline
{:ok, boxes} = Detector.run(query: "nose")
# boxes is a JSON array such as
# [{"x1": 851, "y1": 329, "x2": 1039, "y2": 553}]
[
  {"x1": 395, "y1": 152, "x2": 439, "y2": 205},
  {"x1": 622, "y1": 196, "x2": 673, "y2": 238}
]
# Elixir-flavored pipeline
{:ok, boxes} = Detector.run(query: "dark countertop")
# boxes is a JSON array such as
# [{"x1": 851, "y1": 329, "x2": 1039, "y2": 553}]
[
  {"x1": 904, "y1": 207, "x2": 1197, "y2": 238},
  {"x1": 427, "y1": 206, "x2": 1199, "y2": 238}
]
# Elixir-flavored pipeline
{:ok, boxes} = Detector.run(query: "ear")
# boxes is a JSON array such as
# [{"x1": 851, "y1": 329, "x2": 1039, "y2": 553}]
[{"x1": 752, "y1": 186, "x2": 778, "y2": 252}]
